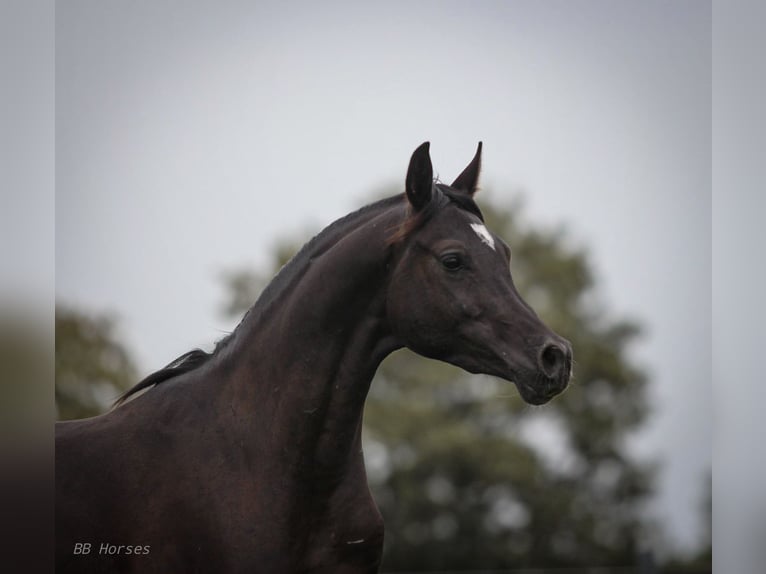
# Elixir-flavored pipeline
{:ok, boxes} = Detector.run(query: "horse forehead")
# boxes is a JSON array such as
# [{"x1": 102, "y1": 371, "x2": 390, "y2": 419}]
[{"x1": 426, "y1": 205, "x2": 499, "y2": 250}]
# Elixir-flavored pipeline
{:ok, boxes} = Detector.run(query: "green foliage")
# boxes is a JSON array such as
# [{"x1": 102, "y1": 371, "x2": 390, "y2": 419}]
[
  {"x1": 0, "y1": 309, "x2": 51, "y2": 432},
  {"x1": 55, "y1": 305, "x2": 138, "y2": 420},
  {"x1": 221, "y1": 193, "x2": 656, "y2": 569}
]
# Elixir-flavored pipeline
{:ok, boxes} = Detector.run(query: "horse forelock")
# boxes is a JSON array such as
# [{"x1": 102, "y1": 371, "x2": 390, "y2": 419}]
[{"x1": 387, "y1": 183, "x2": 484, "y2": 244}]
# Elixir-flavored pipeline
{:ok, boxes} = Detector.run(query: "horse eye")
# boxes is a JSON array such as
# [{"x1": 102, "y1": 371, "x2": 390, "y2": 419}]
[{"x1": 441, "y1": 253, "x2": 464, "y2": 271}]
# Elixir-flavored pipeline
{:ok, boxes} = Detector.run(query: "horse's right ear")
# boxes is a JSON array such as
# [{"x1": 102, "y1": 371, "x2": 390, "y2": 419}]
[
  {"x1": 450, "y1": 142, "x2": 482, "y2": 195},
  {"x1": 405, "y1": 141, "x2": 433, "y2": 211}
]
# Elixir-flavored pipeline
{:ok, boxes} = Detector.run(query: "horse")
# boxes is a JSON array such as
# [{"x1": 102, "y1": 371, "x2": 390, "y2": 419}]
[{"x1": 55, "y1": 142, "x2": 572, "y2": 573}]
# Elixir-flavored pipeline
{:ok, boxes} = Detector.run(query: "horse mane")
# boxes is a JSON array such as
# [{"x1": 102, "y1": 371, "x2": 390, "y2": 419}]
[
  {"x1": 113, "y1": 187, "x2": 483, "y2": 408},
  {"x1": 112, "y1": 349, "x2": 213, "y2": 406}
]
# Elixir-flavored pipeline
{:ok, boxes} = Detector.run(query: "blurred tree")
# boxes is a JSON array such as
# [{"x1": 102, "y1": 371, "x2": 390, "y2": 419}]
[
  {"x1": 222, "y1": 191, "x2": 658, "y2": 570},
  {"x1": 55, "y1": 305, "x2": 138, "y2": 420}
]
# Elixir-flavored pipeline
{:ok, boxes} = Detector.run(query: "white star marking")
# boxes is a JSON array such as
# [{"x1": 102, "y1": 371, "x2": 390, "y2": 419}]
[{"x1": 470, "y1": 223, "x2": 496, "y2": 251}]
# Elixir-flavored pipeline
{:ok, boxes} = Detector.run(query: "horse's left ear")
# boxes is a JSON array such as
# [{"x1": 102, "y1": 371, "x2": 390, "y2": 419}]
[
  {"x1": 405, "y1": 141, "x2": 434, "y2": 211},
  {"x1": 451, "y1": 142, "x2": 482, "y2": 195}
]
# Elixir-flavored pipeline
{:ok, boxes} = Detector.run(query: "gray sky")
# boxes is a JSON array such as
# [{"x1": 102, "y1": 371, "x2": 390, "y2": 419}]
[{"x1": 56, "y1": 0, "x2": 711, "y2": 554}]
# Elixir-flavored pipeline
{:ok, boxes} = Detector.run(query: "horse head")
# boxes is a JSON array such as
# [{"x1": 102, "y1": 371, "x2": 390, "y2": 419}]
[{"x1": 386, "y1": 142, "x2": 572, "y2": 405}]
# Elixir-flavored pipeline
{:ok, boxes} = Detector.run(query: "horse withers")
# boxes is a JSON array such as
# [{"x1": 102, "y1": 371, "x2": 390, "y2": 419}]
[{"x1": 55, "y1": 142, "x2": 572, "y2": 573}]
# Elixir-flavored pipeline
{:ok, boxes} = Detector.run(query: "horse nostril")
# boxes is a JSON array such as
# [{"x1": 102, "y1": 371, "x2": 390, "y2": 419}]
[{"x1": 539, "y1": 343, "x2": 567, "y2": 379}]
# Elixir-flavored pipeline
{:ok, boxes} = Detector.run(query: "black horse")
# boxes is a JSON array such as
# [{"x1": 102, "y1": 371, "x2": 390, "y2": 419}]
[{"x1": 56, "y1": 142, "x2": 572, "y2": 573}]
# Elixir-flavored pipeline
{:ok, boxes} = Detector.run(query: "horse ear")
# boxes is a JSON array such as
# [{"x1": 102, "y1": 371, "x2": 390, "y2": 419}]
[
  {"x1": 405, "y1": 141, "x2": 433, "y2": 211},
  {"x1": 451, "y1": 142, "x2": 483, "y2": 195}
]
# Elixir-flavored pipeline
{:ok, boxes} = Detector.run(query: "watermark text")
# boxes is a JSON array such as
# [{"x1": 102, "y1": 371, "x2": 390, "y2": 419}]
[{"x1": 73, "y1": 543, "x2": 150, "y2": 556}]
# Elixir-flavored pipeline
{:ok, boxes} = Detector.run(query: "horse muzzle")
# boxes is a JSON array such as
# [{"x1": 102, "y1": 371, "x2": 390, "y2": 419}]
[{"x1": 515, "y1": 337, "x2": 573, "y2": 405}]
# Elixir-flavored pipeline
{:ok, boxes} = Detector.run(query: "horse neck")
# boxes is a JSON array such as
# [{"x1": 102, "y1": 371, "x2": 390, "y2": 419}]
[{"x1": 223, "y1": 204, "x2": 403, "y2": 475}]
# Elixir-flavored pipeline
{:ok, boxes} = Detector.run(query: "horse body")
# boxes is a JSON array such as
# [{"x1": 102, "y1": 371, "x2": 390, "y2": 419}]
[{"x1": 56, "y1": 142, "x2": 572, "y2": 573}]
